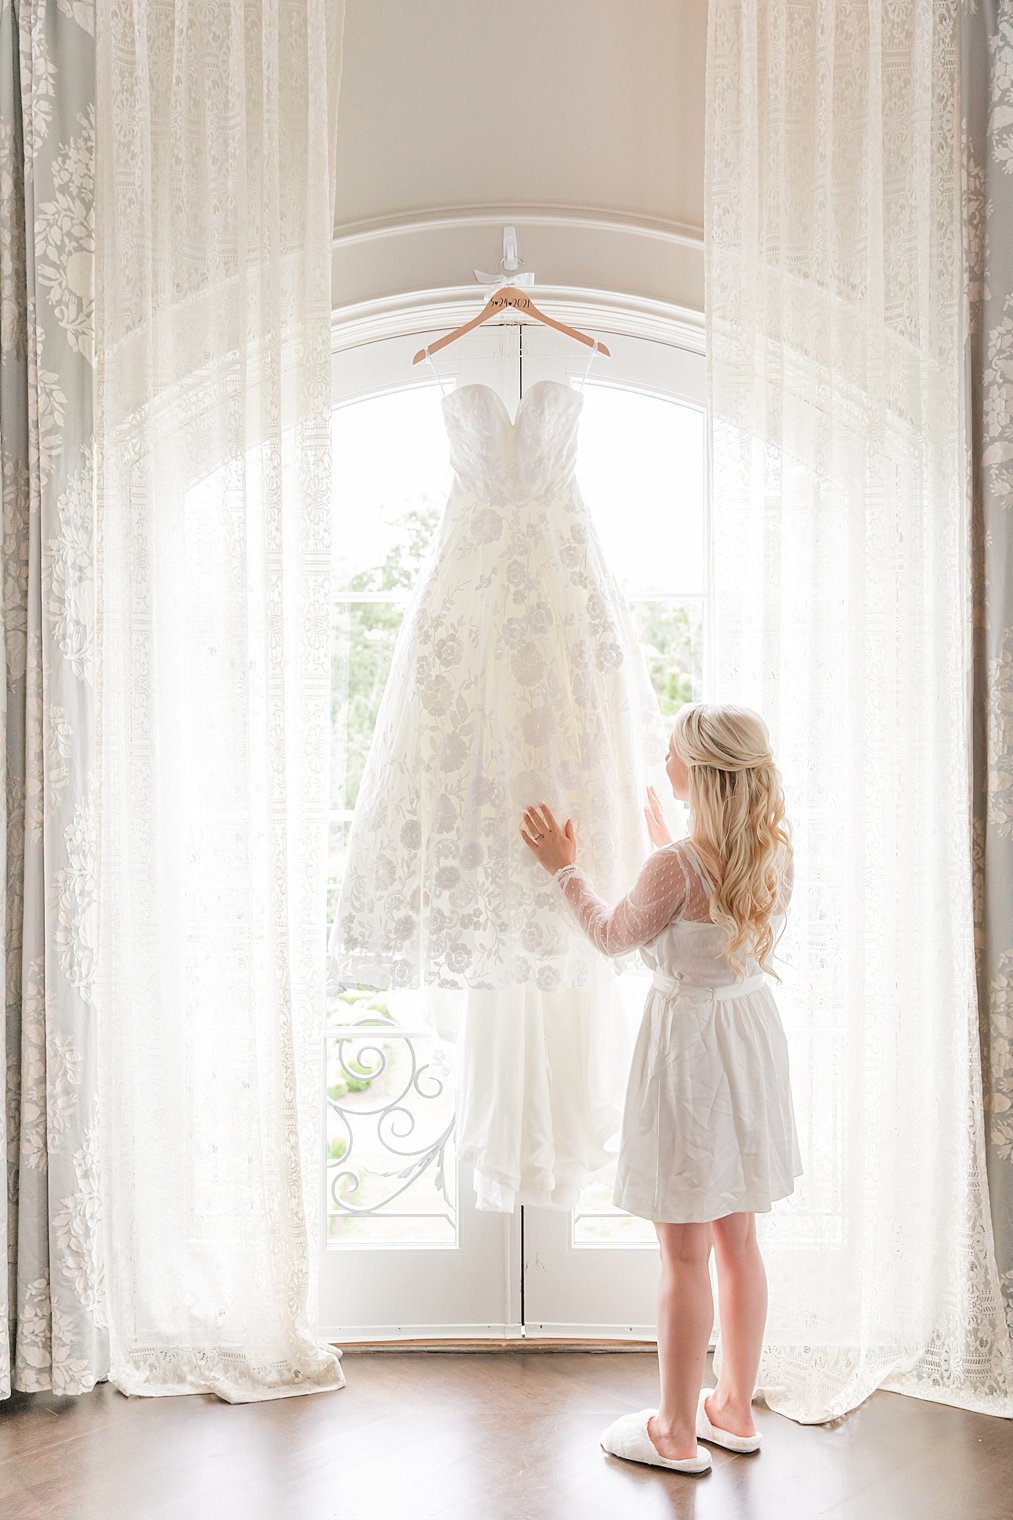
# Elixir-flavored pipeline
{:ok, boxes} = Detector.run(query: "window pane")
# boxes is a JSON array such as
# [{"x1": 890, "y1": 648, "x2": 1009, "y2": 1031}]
[
  {"x1": 331, "y1": 386, "x2": 450, "y2": 592},
  {"x1": 328, "y1": 385, "x2": 459, "y2": 1248},
  {"x1": 325, "y1": 818, "x2": 352, "y2": 931},
  {"x1": 576, "y1": 384, "x2": 706, "y2": 599},
  {"x1": 627, "y1": 599, "x2": 704, "y2": 716},
  {"x1": 330, "y1": 600, "x2": 405, "y2": 813}
]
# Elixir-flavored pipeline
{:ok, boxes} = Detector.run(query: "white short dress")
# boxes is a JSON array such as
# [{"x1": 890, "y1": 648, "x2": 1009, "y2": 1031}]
[{"x1": 554, "y1": 836, "x2": 804, "y2": 1224}]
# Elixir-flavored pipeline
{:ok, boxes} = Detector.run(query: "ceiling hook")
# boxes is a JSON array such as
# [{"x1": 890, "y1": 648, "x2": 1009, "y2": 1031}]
[{"x1": 501, "y1": 225, "x2": 521, "y2": 273}]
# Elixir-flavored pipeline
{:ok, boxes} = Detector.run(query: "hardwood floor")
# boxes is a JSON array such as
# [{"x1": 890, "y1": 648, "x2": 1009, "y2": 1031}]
[{"x1": 3, "y1": 1348, "x2": 1011, "y2": 1520}]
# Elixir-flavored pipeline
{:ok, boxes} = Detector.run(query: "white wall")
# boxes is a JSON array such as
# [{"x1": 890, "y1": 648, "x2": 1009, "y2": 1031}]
[{"x1": 331, "y1": 0, "x2": 707, "y2": 320}]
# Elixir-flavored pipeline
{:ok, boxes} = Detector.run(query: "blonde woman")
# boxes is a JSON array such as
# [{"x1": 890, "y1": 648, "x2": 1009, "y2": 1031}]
[{"x1": 521, "y1": 702, "x2": 802, "y2": 1476}]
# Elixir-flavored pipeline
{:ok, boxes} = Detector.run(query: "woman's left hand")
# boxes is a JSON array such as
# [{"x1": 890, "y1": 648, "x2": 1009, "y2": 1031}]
[
  {"x1": 644, "y1": 784, "x2": 673, "y2": 848},
  {"x1": 520, "y1": 803, "x2": 577, "y2": 873}
]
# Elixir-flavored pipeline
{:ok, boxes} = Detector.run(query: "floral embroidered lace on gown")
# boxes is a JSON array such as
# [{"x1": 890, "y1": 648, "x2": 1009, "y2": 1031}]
[
  {"x1": 555, "y1": 837, "x2": 805, "y2": 1222},
  {"x1": 328, "y1": 378, "x2": 674, "y2": 1210}
]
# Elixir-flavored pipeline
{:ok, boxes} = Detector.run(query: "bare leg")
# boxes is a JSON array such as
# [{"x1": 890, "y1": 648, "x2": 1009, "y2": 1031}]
[
  {"x1": 707, "y1": 1211, "x2": 766, "y2": 1437},
  {"x1": 646, "y1": 1220, "x2": 714, "y2": 1461}
]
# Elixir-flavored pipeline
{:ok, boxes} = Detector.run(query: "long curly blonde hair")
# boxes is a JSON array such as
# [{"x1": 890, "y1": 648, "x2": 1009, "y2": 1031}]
[{"x1": 671, "y1": 702, "x2": 793, "y2": 983}]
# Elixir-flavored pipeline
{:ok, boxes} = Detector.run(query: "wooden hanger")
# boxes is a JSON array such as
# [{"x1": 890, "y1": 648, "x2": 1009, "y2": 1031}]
[{"x1": 411, "y1": 287, "x2": 611, "y2": 364}]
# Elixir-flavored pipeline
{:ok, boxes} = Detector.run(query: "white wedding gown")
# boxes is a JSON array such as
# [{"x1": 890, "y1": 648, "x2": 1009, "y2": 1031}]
[{"x1": 329, "y1": 378, "x2": 676, "y2": 1210}]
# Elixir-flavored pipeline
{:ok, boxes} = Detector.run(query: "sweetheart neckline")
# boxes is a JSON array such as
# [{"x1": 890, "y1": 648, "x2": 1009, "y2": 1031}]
[{"x1": 441, "y1": 378, "x2": 583, "y2": 426}]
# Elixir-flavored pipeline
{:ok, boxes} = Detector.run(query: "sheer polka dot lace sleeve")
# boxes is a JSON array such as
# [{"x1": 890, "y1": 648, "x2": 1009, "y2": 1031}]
[{"x1": 553, "y1": 843, "x2": 691, "y2": 956}]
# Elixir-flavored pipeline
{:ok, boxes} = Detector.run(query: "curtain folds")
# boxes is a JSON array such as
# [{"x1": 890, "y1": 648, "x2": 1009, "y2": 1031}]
[
  {"x1": 705, "y1": 0, "x2": 1013, "y2": 1421},
  {"x1": 4, "y1": 0, "x2": 347, "y2": 1406},
  {"x1": 968, "y1": 2, "x2": 1013, "y2": 1357},
  {"x1": 1, "y1": 0, "x2": 104, "y2": 1398},
  {"x1": 91, "y1": 0, "x2": 346, "y2": 1400}
]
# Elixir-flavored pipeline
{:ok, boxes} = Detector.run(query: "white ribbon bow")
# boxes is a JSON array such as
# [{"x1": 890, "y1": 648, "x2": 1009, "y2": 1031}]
[{"x1": 474, "y1": 267, "x2": 536, "y2": 295}]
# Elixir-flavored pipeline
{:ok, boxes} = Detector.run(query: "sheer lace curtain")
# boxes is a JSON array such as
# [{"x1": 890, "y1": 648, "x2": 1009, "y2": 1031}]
[
  {"x1": 705, "y1": 0, "x2": 1013, "y2": 1420},
  {"x1": 1, "y1": 0, "x2": 103, "y2": 1397},
  {"x1": 94, "y1": 1, "x2": 347, "y2": 1399}
]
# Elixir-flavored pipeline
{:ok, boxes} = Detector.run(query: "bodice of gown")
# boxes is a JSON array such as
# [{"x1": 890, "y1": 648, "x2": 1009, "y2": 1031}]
[{"x1": 441, "y1": 379, "x2": 582, "y2": 505}]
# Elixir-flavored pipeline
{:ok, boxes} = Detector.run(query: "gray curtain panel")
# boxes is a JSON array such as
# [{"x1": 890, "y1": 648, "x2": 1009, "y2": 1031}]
[
  {"x1": 0, "y1": 0, "x2": 104, "y2": 1395},
  {"x1": 968, "y1": 1, "x2": 1013, "y2": 1338}
]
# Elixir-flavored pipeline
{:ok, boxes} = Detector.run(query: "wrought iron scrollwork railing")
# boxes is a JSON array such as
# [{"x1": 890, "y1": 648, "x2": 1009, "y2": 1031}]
[{"x1": 325, "y1": 987, "x2": 457, "y2": 1242}]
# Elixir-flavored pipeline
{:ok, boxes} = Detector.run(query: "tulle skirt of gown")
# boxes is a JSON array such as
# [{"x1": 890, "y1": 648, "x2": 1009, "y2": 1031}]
[{"x1": 426, "y1": 967, "x2": 633, "y2": 1211}]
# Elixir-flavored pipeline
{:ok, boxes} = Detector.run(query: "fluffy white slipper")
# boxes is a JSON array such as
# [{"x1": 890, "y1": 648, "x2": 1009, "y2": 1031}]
[
  {"x1": 696, "y1": 1387, "x2": 762, "y2": 1453},
  {"x1": 600, "y1": 1408, "x2": 712, "y2": 1474}
]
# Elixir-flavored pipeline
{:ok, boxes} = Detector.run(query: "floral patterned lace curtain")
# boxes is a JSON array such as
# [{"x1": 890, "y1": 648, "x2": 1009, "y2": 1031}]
[
  {"x1": 705, "y1": 0, "x2": 1013, "y2": 1420},
  {"x1": 2, "y1": 0, "x2": 348, "y2": 1404},
  {"x1": 967, "y1": 1, "x2": 1013, "y2": 1366},
  {"x1": 1, "y1": 0, "x2": 103, "y2": 1398}
]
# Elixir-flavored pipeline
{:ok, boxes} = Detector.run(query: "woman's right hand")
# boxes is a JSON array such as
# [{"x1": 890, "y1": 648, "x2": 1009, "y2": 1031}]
[{"x1": 644, "y1": 785, "x2": 673, "y2": 848}]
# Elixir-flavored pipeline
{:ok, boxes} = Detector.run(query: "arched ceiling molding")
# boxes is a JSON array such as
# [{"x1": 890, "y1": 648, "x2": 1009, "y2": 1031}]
[
  {"x1": 333, "y1": 203, "x2": 704, "y2": 249},
  {"x1": 330, "y1": 204, "x2": 705, "y2": 328}
]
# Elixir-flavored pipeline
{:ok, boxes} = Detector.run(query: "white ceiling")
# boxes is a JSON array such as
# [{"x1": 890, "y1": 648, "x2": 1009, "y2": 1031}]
[{"x1": 333, "y1": 0, "x2": 707, "y2": 236}]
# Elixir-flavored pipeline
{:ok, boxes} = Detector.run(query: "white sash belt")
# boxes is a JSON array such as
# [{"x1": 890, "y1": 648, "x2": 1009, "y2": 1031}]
[{"x1": 651, "y1": 969, "x2": 768, "y2": 1003}]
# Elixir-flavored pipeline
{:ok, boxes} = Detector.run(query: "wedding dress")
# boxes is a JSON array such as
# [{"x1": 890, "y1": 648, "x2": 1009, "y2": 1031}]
[{"x1": 328, "y1": 377, "x2": 676, "y2": 1210}]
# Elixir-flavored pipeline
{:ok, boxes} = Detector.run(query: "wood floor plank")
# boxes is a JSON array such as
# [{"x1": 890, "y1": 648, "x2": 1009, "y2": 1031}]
[{"x1": 3, "y1": 1350, "x2": 1009, "y2": 1520}]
